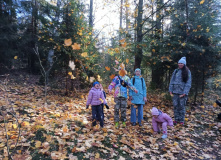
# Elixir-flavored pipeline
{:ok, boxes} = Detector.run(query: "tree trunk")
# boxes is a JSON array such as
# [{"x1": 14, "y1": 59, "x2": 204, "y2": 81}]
[
  {"x1": 29, "y1": 0, "x2": 38, "y2": 74},
  {"x1": 119, "y1": 0, "x2": 123, "y2": 41},
  {"x1": 134, "y1": 0, "x2": 143, "y2": 69},
  {"x1": 89, "y1": 0, "x2": 93, "y2": 28},
  {"x1": 125, "y1": 0, "x2": 129, "y2": 32},
  {"x1": 151, "y1": 0, "x2": 164, "y2": 88}
]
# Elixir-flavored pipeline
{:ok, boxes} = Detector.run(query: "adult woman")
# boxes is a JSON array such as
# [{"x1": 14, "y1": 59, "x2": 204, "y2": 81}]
[
  {"x1": 169, "y1": 57, "x2": 192, "y2": 125},
  {"x1": 129, "y1": 68, "x2": 147, "y2": 126}
]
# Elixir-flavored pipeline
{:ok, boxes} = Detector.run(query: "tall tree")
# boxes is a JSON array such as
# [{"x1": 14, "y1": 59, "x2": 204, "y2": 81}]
[{"x1": 134, "y1": 0, "x2": 143, "y2": 69}]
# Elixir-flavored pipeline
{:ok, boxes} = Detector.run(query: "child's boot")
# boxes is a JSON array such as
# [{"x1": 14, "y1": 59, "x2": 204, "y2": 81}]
[
  {"x1": 122, "y1": 122, "x2": 126, "y2": 128},
  {"x1": 162, "y1": 134, "x2": 167, "y2": 139}
]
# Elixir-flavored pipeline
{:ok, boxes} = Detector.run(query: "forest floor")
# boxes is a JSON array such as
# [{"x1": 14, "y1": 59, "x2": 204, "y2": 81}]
[{"x1": 0, "y1": 76, "x2": 221, "y2": 160}]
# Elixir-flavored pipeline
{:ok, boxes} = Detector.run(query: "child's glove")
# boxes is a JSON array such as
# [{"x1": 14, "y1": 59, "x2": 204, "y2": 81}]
[
  {"x1": 105, "y1": 104, "x2": 109, "y2": 109},
  {"x1": 86, "y1": 105, "x2": 89, "y2": 109}
]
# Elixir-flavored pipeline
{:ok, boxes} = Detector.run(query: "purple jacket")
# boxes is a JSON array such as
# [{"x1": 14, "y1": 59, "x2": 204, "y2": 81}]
[
  {"x1": 152, "y1": 111, "x2": 173, "y2": 132},
  {"x1": 86, "y1": 87, "x2": 107, "y2": 106}
]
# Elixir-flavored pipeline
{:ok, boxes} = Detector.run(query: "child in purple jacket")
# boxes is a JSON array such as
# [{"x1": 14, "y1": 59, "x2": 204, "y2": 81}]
[
  {"x1": 86, "y1": 82, "x2": 109, "y2": 128},
  {"x1": 151, "y1": 107, "x2": 173, "y2": 139}
]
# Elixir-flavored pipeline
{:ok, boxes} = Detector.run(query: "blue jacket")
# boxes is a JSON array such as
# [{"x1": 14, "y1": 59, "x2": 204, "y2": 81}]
[
  {"x1": 129, "y1": 76, "x2": 147, "y2": 104},
  {"x1": 169, "y1": 69, "x2": 192, "y2": 95}
]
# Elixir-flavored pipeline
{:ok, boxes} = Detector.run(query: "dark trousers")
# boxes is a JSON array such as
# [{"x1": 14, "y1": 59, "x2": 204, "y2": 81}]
[{"x1": 92, "y1": 105, "x2": 104, "y2": 127}]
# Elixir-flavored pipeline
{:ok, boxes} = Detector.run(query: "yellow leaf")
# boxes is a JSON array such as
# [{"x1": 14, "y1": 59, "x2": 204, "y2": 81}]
[
  {"x1": 120, "y1": 63, "x2": 125, "y2": 69},
  {"x1": 68, "y1": 72, "x2": 72, "y2": 76},
  {"x1": 119, "y1": 38, "x2": 125, "y2": 43},
  {"x1": 200, "y1": 0, "x2": 205, "y2": 5},
  {"x1": 71, "y1": 75, "x2": 76, "y2": 79},
  {"x1": 121, "y1": 42, "x2": 127, "y2": 48},
  {"x1": 14, "y1": 56, "x2": 18, "y2": 59},
  {"x1": 64, "y1": 38, "x2": 72, "y2": 46},
  {"x1": 78, "y1": 30, "x2": 83, "y2": 36},
  {"x1": 63, "y1": 126, "x2": 69, "y2": 133},
  {"x1": 152, "y1": 49, "x2": 155, "y2": 53},
  {"x1": 206, "y1": 27, "x2": 210, "y2": 32},
  {"x1": 0, "y1": 143, "x2": 5, "y2": 148},
  {"x1": 99, "y1": 98, "x2": 103, "y2": 103},
  {"x1": 119, "y1": 69, "x2": 127, "y2": 77},
  {"x1": 95, "y1": 153, "x2": 100, "y2": 159},
  {"x1": 35, "y1": 141, "x2": 41, "y2": 148},
  {"x1": 97, "y1": 75, "x2": 102, "y2": 81},
  {"x1": 81, "y1": 52, "x2": 87, "y2": 57},
  {"x1": 21, "y1": 121, "x2": 29, "y2": 127},
  {"x1": 71, "y1": 43, "x2": 81, "y2": 50},
  {"x1": 182, "y1": 43, "x2": 186, "y2": 46},
  {"x1": 213, "y1": 103, "x2": 217, "y2": 107},
  {"x1": 201, "y1": 105, "x2": 205, "y2": 109},
  {"x1": 12, "y1": 124, "x2": 17, "y2": 129},
  {"x1": 126, "y1": 59, "x2": 129, "y2": 64},
  {"x1": 174, "y1": 142, "x2": 178, "y2": 146},
  {"x1": 105, "y1": 66, "x2": 110, "y2": 71},
  {"x1": 110, "y1": 74, "x2": 115, "y2": 79},
  {"x1": 115, "y1": 48, "x2": 120, "y2": 53}
]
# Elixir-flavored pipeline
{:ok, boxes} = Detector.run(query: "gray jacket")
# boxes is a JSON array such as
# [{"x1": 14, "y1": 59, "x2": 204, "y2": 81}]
[{"x1": 169, "y1": 69, "x2": 192, "y2": 95}]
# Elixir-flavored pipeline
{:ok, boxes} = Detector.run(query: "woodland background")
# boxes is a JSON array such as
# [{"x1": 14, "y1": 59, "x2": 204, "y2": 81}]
[{"x1": 0, "y1": 0, "x2": 221, "y2": 159}]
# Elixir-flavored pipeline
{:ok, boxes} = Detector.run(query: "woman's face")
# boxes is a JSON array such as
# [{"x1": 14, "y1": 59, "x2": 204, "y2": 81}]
[
  {"x1": 178, "y1": 63, "x2": 184, "y2": 69},
  {"x1": 135, "y1": 70, "x2": 141, "y2": 76}
]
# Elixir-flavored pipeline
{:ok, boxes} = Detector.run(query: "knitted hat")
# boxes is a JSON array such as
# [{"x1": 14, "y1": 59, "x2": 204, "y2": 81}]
[
  {"x1": 178, "y1": 57, "x2": 186, "y2": 65},
  {"x1": 93, "y1": 81, "x2": 100, "y2": 87},
  {"x1": 151, "y1": 107, "x2": 159, "y2": 115},
  {"x1": 135, "y1": 68, "x2": 141, "y2": 74}
]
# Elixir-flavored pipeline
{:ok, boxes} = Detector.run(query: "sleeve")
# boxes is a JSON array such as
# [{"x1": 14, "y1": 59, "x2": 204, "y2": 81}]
[
  {"x1": 152, "y1": 118, "x2": 159, "y2": 132},
  {"x1": 108, "y1": 77, "x2": 117, "y2": 91},
  {"x1": 101, "y1": 91, "x2": 107, "y2": 104},
  {"x1": 169, "y1": 70, "x2": 176, "y2": 93},
  {"x1": 183, "y1": 70, "x2": 192, "y2": 95},
  {"x1": 142, "y1": 78, "x2": 147, "y2": 98},
  {"x1": 129, "y1": 78, "x2": 133, "y2": 96},
  {"x1": 86, "y1": 90, "x2": 93, "y2": 106},
  {"x1": 127, "y1": 77, "x2": 137, "y2": 92},
  {"x1": 163, "y1": 114, "x2": 173, "y2": 126}
]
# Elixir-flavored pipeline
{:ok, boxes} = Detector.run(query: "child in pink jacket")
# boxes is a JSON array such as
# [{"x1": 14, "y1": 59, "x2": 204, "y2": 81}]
[
  {"x1": 151, "y1": 107, "x2": 173, "y2": 139},
  {"x1": 86, "y1": 82, "x2": 109, "y2": 128}
]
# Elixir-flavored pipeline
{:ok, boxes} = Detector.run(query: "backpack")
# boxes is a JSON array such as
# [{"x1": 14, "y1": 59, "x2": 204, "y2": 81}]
[{"x1": 132, "y1": 77, "x2": 144, "y2": 89}]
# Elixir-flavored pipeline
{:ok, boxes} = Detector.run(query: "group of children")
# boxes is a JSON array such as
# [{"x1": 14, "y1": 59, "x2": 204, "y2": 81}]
[
  {"x1": 86, "y1": 81, "x2": 174, "y2": 139},
  {"x1": 86, "y1": 57, "x2": 193, "y2": 139}
]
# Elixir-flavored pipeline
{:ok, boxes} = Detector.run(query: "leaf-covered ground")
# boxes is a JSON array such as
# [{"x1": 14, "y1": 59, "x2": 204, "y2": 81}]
[{"x1": 0, "y1": 83, "x2": 221, "y2": 160}]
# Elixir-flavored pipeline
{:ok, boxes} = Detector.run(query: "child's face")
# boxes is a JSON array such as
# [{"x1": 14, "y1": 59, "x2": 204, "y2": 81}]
[
  {"x1": 153, "y1": 115, "x2": 158, "y2": 118},
  {"x1": 99, "y1": 84, "x2": 103, "y2": 89},
  {"x1": 94, "y1": 84, "x2": 100, "y2": 89}
]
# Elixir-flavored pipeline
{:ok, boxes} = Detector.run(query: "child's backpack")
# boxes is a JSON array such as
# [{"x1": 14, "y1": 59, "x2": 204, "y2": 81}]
[{"x1": 132, "y1": 77, "x2": 144, "y2": 89}]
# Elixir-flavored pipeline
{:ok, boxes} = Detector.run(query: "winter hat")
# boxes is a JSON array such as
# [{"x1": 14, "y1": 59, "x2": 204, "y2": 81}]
[
  {"x1": 135, "y1": 68, "x2": 141, "y2": 74},
  {"x1": 178, "y1": 57, "x2": 186, "y2": 65},
  {"x1": 93, "y1": 81, "x2": 100, "y2": 87},
  {"x1": 151, "y1": 107, "x2": 159, "y2": 116}
]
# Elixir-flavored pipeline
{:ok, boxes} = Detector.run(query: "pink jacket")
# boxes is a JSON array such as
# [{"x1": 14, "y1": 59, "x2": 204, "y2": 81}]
[
  {"x1": 86, "y1": 87, "x2": 107, "y2": 106},
  {"x1": 152, "y1": 111, "x2": 173, "y2": 132}
]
